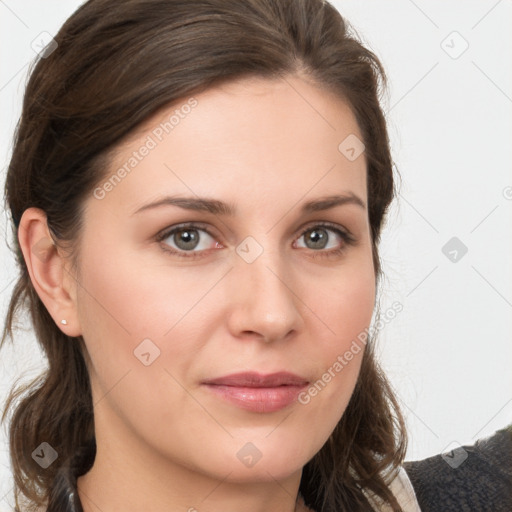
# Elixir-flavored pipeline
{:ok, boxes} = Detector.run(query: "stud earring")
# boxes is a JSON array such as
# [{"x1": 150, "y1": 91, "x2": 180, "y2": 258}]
[{"x1": 60, "y1": 319, "x2": 68, "y2": 325}]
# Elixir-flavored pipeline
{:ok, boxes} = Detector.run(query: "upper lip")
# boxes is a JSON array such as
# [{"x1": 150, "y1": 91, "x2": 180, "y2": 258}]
[{"x1": 202, "y1": 371, "x2": 309, "y2": 388}]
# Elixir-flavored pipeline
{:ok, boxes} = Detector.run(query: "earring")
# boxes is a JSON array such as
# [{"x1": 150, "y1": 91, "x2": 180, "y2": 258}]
[{"x1": 60, "y1": 319, "x2": 68, "y2": 325}]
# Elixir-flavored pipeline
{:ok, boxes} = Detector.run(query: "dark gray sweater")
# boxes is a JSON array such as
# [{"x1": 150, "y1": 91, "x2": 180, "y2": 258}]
[{"x1": 404, "y1": 426, "x2": 512, "y2": 512}]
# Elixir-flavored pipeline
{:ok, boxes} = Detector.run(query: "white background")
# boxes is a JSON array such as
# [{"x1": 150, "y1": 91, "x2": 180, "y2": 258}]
[{"x1": 1, "y1": 0, "x2": 511, "y2": 508}]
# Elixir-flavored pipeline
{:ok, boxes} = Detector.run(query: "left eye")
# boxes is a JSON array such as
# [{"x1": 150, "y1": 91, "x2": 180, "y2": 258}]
[{"x1": 294, "y1": 225, "x2": 348, "y2": 251}]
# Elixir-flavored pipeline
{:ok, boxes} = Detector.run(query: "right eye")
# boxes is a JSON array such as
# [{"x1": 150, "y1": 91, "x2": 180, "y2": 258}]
[{"x1": 156, "y1": 222, "x2": 223, "y2": 259}]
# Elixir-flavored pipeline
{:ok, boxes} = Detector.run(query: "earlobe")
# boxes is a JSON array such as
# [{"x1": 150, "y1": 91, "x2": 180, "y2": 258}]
[{"x1": 17, "y1": 207, "x2": 82, "y2": 337}]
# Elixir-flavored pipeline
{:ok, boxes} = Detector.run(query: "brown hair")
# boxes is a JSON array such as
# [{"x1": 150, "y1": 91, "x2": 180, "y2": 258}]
[{"x1": 1, "y1": 0, "x2": 406, "y2": 510}]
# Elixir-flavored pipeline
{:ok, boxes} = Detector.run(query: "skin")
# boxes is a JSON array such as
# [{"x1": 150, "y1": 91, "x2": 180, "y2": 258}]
[{"x1": 19, "y1": 74, "x2": 375, "y2": 512}]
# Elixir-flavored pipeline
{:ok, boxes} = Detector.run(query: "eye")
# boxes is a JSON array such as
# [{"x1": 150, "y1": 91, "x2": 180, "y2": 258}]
[
  {"x1": 156, "y1": 223, "x2": 221, "y2": 259},
  {"x1": 293, "y1": 223, "x2": 355, "y2": 258}
]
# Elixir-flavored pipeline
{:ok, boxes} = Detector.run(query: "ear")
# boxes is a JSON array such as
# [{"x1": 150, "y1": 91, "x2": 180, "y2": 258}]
[{"x1": 17, "y1": 207, "x2": 82, "y2": 337}]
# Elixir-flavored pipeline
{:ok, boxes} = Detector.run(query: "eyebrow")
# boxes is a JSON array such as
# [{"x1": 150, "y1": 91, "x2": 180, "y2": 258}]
[{"x1": 132, "y1": 193, "x2": 366, "y2": 216}]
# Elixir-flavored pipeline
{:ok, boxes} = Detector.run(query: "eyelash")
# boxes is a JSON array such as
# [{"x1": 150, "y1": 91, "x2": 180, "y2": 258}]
[{"x1": 155, "y1": 221, "x2": 356, "y2": 260}]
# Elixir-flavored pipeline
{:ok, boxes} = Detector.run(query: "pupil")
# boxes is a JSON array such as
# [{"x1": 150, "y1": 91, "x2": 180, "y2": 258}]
[
  {"x1": 308, "y1": 229, "x2": 326, "y2": 249},
  {"x1": 176, "y1": 229, "x2": 198, "y2": 249}
]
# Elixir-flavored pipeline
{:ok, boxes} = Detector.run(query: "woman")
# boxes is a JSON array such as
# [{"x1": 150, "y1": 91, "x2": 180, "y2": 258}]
[{"x1": 1, "y1": 0, "x2": 420, "y2": 511}]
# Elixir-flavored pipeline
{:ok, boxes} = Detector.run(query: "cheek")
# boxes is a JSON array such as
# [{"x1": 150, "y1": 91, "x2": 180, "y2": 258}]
[
  {"x1": 74, "y1": 237, "x2": 228, "y2": 418},
  {"x1": 317, "y1": 254, "x2": 376, "y2": 351},
  {"x1": 73, "y1": 243, "x2": 171, "y2": 390},
  {"x1": 297, "y1": 257, "x2": 375, "y2": 427},
  {"x1": 76, "y1": 236, "x2": 200, "y2": 344},
  {"x1": 74, "y1": 252, "x2": 200, "y2": 439}
]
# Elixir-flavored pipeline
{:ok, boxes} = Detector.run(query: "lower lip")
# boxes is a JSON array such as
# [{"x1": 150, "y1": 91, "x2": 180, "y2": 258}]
[{"x1": 202, "y1": 384, "x2": 307, "y2": 413}]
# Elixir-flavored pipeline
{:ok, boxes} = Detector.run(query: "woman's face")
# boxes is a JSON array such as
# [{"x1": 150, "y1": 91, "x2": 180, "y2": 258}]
[{"x1": 74, "y1": 74, "x2": 375, "y2": 485}]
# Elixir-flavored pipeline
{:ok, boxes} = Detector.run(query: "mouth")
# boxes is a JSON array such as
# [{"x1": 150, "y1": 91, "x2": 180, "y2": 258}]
[{"x1": 201, "y1": 371, "x2": 309, "y2": 413}]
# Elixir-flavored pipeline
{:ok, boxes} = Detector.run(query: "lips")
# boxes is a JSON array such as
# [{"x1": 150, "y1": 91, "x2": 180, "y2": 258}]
[
  {"x1": 202, "y1": 372, "x2": 309, "y2": 413},
  {"x1": 202, "y1": 371, "x2": 309, "y2": 387}
]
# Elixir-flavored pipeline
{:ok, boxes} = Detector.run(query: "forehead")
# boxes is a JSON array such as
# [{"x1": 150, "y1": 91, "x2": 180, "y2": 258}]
[{"x1": 93, "y1": 74, "x2": 367, "y2": 214}]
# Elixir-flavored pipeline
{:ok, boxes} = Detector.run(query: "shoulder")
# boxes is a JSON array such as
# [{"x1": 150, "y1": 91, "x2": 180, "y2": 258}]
[
  {"x1": 388, "y1": 466, "x2": 422, "y2": 512},
  {"x1": 363, "y1": 466, "x2": 422, "y2": 512},
  {"x1": 297, "y1": 469, "x2": 421, "y2": 512},
  {"x1": 403, "y1": 425, "x2": 512, "y2": 512}
]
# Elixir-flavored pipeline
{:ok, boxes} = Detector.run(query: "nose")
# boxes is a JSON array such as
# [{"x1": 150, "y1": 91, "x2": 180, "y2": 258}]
[{"x1": 225, "y1": 244, "x2": 304, "y2": 344}]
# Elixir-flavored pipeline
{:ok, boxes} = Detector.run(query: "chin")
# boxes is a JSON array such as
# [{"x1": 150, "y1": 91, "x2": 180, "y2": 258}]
[{"x1": 196, "y1": 438, "x2": 310, "y2": 483}]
